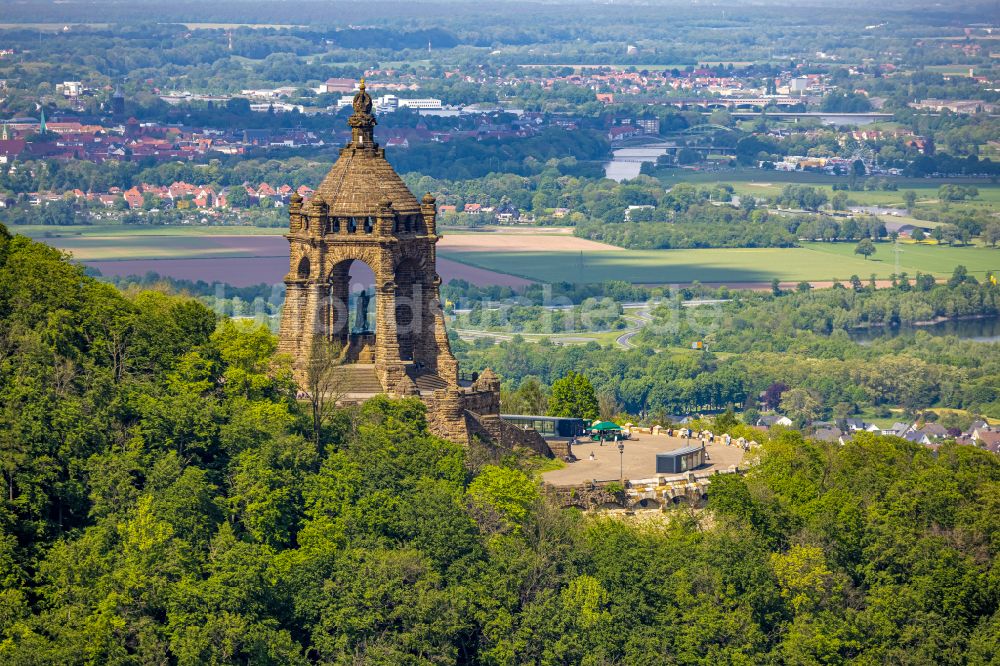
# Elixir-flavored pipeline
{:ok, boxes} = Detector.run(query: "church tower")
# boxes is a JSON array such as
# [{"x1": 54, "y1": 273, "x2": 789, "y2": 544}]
[{"x1": 111, "y1": 82, "x2": 126, "y2": 119}]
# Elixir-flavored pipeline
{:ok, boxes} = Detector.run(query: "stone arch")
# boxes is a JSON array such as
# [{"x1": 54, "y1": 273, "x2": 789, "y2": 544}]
[
  {"x1": 296, "y1": 256, "x2": 311, "y2": 279},
  {"x1": 635, "y1": 497, "x2": 661, "y2": 509},
  {"x1": 327, "y1": 256, "x2": 378, "y2": 344},
  {"x1": 394, "y1": 256, "x2": 423, "y2": 362}
]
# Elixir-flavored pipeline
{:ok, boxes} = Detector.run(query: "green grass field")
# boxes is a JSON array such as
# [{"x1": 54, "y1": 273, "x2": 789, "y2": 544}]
[
  {"x1": 801, "y1": 242, "x2": 1000, "y2": 278},
  {"x1": 441, "y1": 242, "x2": 1000, "y2": 285}
]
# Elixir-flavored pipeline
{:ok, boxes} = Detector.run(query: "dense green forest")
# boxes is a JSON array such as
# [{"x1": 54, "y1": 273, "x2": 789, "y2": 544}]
[
  {"x1": 456, "y1": 274, "x2": 1000, "y2": 419},
  {"x1": 3, "y1": 222, "x2": 1000, "y2": 663}
]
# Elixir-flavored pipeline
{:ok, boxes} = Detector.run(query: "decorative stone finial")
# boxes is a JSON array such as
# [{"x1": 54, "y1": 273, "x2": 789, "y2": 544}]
[
  {"x1": 290, "y1": 191, "x2": 303, "y2": 205},
  {"x1": 352, "y1": 78, "x2": 373, "y2": 115},
  {"x1": 393, "y1": 375, "x2": 419, "y2": 397},
  {"x1": 422, "y1": 192, "x2": 436, "y2": 205},
  {"x1": 378, "y1": 195, "x2": 393, "y2": 210},
  {"x1": 473, "y1": 367, "x2": 500, "y2": 392},
  {"x1": 348, "y1": 78, "x2": 377, "y2": 146}
]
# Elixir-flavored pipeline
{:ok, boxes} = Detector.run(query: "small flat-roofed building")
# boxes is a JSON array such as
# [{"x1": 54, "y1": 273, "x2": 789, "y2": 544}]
[
  {"x1": 656, "y1": 445, "x2": 706, "y2": 474},
  {"x1": 502, "y1": 415, "x2": 587, "y2": 439}
]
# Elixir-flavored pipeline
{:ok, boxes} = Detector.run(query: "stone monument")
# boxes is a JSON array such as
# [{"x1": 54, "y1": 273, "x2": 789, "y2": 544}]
[{"x1": 277, "y1": 81, "x2": 554, "y2": 454}]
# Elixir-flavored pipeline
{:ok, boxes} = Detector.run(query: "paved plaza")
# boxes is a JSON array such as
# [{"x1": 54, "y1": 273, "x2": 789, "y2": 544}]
[{"x1": 542, "y1": 432, "x2": 748, "y2": 486}]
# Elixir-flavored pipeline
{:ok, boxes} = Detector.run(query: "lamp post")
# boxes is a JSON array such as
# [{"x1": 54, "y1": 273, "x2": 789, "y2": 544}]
[{"x1": 617, "y1": 437, "x2": 625, "y2": 482}]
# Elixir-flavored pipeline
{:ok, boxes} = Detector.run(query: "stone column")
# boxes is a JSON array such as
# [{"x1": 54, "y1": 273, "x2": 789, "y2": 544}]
[
  {"x1": 328, "y1": 261, "x2": 351, "y2": 346},
  {"x1": 374, "y1": 276, "x2": 403, "y2": 390},
  {"x1": 430, "y1": 272, "x2": 458, "y2": 384},
  {"x1": 277, "y1": 278, "x2": 308, "y2": 367},
  {"x1": 420, "y1": 192, "x2": 437, "y2": 236}
]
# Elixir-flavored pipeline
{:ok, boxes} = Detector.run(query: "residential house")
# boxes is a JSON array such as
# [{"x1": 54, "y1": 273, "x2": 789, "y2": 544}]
[
  {"x1": 757, "y1": 415, "x2": 793, "y2": 428},
  {"x1": 972, "y1": 424, "x2": 996, "y2": 444},
  {"x1": 920, "y1": 423, "x2": 949, "y2": 440},
  {"x1": 123, "y1": 186, "x2": 144, "y2": 209},
  {"x1": 813, "y1": 427, "x2": 844, "y2": 442},
  {"x1": 496, "y1": 202, "x2": 520, "y2": 223},
  {"x1": 903, "y1": 430, "x2": 932, "y2": 446},
  {"x1": 242, "y1": 130, "x2": 271, "y2": 146},
  {"x1": 463, "y1": 203, "x2": 482, "y2": 214},
  {"x1": 608, "y1": 125, "x2": 640, "y2": 141},
  {"x1": 193, "y1": 187, "x2": 216, "y2": 208},
  {"x1": 844, "y1": 418, "x2": 867, "y2": 431},
  {"x1": 976, "y1": 431, "x2": 1000, "y2": 453},
  {"x1": 882, "y1": 422, "x2": 912, "y2": 437},
  {"x1": 93, "y1": 194, "x2": 119, "y2": 208}
]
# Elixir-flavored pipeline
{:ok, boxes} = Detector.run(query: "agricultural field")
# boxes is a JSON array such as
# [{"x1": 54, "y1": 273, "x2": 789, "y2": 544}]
[
  {"x1": 441, "y1": 241, "x2": 1000, "y2": 285},
  {"x1": 17, "y1": 225, "x2": 286, "y2": 238},
  {"x1": 21, "y1": 226, "x2": 532, "y2": 287},
  {"x1": 16, "y1": 223, "x2": 999, "y2": 288},
  {"x1": 800, "y1": 241, "x2": 1000, "y2": 278}
]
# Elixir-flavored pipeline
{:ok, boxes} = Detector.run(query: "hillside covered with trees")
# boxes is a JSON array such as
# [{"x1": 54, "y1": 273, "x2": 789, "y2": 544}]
[{"x1": 2, "y1": 223, "x2": 1000, "y2": 663}]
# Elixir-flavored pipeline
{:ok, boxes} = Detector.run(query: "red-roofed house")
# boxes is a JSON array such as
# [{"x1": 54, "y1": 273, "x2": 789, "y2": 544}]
[
  {"x1": 608, "y1": 126, "x2": 640, "y2": 141},
  {"x1": 123, "y1": 186, "x2": 144, "y2": 209},
  {"x1": 193, "y1": 186, "x2": 216, "y2": 208}
]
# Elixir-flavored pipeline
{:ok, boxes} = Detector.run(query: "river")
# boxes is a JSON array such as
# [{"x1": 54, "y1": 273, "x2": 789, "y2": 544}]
[
  {"x1": 604, "y1": 145, "x2": 670, "y2": 181},
  {"x1": 847, "y1": 314, "x2": 1000, "y2": 344}
]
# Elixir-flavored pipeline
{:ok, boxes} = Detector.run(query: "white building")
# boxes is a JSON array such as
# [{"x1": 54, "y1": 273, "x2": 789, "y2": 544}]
[
  {"x1": 60, "y1": 81, "x2": 84, "y2": 97},
  {"x1": 249, "y1": 102, "x2": 304, "y2": 113},
  {"x1": 624, "y1": 205, "x2": 655, "y2": 222},
  {"x1": 336, "y1": 94, "x2": 443, "y2": 113},
  {"x1": 789, "y1": 77, "x2": 811, "y2": 93}
]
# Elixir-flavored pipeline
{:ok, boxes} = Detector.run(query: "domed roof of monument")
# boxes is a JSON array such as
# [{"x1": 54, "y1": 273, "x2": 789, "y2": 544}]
[
  {"x1": 312, "y1": 80, "x2": 421, "y2": 217},
  {"x1": 313, "y1": 149, "x2": 421, "y2": 216}
]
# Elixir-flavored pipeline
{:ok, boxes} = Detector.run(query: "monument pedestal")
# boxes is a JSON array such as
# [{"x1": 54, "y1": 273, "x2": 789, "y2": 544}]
[{"x1": 344, "y1": 332, "x2": 376, "y2": 363}]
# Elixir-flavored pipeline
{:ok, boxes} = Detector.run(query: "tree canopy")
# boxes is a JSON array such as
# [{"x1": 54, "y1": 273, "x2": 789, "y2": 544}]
[{"x1": 1, "y1": 224, "x2": 1000, "y2": 663}]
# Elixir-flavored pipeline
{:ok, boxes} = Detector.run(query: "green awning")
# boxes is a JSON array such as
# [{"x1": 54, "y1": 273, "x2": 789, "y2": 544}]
[{"x1": 590, "y1": 421, "x2": 621, "y2": 431}]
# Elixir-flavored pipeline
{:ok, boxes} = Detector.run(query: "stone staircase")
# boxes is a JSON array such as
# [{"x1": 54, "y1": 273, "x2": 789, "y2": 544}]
[
  {"x1": 412, "y1": 373, "x2": 449, "y2": 394},
  {"x1": 334, "y1": 364, "x2": 383, "y2": 396}
]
